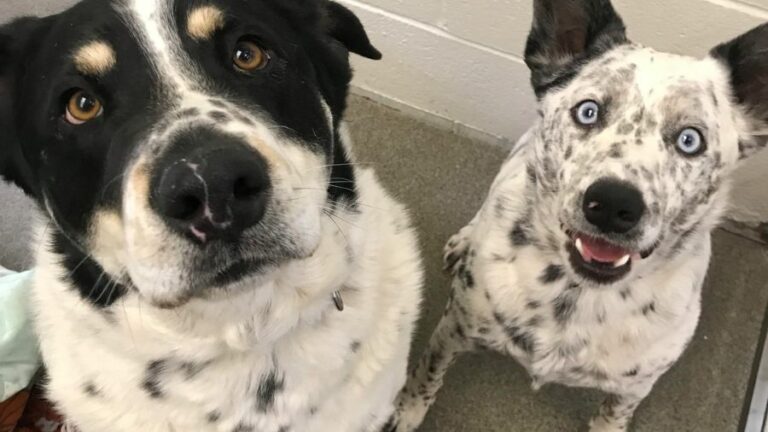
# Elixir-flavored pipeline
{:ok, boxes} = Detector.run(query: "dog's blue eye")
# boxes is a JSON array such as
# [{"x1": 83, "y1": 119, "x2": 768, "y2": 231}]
[
  {"x1": 574, "y1": 100, "x2": 600, "y2": 126},
  {"x1": 676, "y1": 128, "x2": 705, "y2": 156}
]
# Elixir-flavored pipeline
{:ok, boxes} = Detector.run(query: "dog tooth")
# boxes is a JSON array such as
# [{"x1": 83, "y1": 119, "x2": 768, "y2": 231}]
[
  {"x1": 613, "y1": 255, "x2": 631, "y2": 268},
  {"x1": 575, "y1": 238, "x2": 591, "y2": 262}
]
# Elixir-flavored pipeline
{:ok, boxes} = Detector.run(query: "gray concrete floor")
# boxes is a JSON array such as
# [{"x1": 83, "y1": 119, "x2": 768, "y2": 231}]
[
  {"x1": 0, "y1": 95, "x2": 766, "y2": 431},
  {"x1": 346, "y1": 95, "x2": 768, "y2": 432}
]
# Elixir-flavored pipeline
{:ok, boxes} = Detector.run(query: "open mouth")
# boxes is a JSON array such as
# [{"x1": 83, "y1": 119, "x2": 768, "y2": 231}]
[{"x1": 565, "y1": 230, "x2": 655, "y2": 284}]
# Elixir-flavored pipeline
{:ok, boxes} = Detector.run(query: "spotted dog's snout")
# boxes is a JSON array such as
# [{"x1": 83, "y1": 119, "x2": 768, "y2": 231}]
[
  {"x1": 583, "y1": 178, "x2": 646, "y2": 234},
  {"x1": 151, "y1": 128, "x2": 271, "y2": 243}
]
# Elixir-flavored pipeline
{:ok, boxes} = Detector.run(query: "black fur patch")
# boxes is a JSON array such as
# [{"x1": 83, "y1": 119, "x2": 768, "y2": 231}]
[
  {"x1": 232, "y1": 423, "x2": 254, "y2": 432},
  {"x1": 208, "y1": 110, "x2": 231, "y2": 122},
  {"x1": 641, "y1": 302, "x2": 656, "y2": 316},
  {"x1": 510, "y1": 221, "x2": 531, "y2": 246},
  {"x1": 53, "y1": 232, "x2": 127, "y2": 308},
  {"x1": 553, "y1": 287, "x2": 582, "y2": 325},
  {"x1": 256, "y1": 370, "x2": 285, "y2": 412},
  {"x1": 142, "y1": 359, "x2": 168, "y2": 399},
  {"x1": 83, "y1": 381, "x2": 101, "y2": 397},
  {"x1": 539, "y1": 264, "x2": 564, "y2": 283}
]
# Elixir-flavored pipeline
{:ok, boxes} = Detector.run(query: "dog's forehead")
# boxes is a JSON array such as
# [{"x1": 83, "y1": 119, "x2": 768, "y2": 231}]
[
  {"x1": 46, "y1": 0, "x2": 288, "y2": 69},
  {"x1": 571, "y1": 46, "x2": 730, "y2": 112}
]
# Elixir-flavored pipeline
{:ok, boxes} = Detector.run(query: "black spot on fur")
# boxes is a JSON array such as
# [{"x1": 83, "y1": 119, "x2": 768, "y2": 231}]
[
  {"x1": 623, "y1": 368, "x2": 639, "y2": 377},
  {"x1": 142, "y1": 359, "x2": 167, "y2": 399},
  {"x1": 209, "y1": 99, "x2": 227, "y2": 108},
  {"x1": 209, "y1": 110, "x2": 231, "y2": 122},
  {"x1": 564, "y1": 145, "x2": 573, "y2": 160},
  {"x1": 539, "y1": 264, "x2": 564, "y2": 283},
  {"x1": 504, "y1": 323, "x2": 536, "y2": 354},
  {"x1": 553, "y1": 288, "x2": 581, "y2": 325},
  {"x1": 179, "y1": 361, "x2": 210, "y2": 380},
  {"x1": 177, "y1": 107, "x2": 200, "y2": 118},
  {"x1": 642, "y1": 302, "x2": 656, "y2": 315},
  {"x1": 83, "y1": 381, "x2": 101, "y2": 397},
  {"x1": 232, "y1": 423, "x2": 254, "y2": 432},
  {"x1": 380, "y1": 415, "x2": 397, "y2": 432},
  {"x1": 454, "y1": 323, "x2": 466, "y2": 339},
  {"x1": 527, "y1": 315, "x2": 543, "y2": 327},
  {"x1": 350, "y1": 340, "x2": 361, "y2": 352},
  {"x1": 526, "y1": 300, "x2": 541, "y2": 310},
  {"x1": 527, "y1": 164, "x2": 538, "y2": 184},
  {"x1": 619, "y1": 288, "x2": 632, "y2": 300},
  {"x1": 493, "y1": 311, "x2": 506, "y2": 325},
  {"x1": 609, "y1": 142, "x2": 623, "y2": 158},
  {"x1": 207, "y1": 411, "x2": 221, "y2": 423},
  {"x1": 463, "y1": 269, "x2": 475, "y2": 288},
  {"x1": 233, "y1": 111, "x2": 256, "y2": 126},
  {"x1": 510, "y1": 221, "x2": 531, "y2": 246},
  {"x1": 596, "y1": 309, "x2": 606, "y2": 324},
  {"x1": 256, "y1": 370, "x2": 285, "y2": 412}
]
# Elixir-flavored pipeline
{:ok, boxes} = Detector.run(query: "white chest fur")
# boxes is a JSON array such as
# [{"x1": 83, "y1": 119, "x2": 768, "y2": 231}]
[{"x1": 31, "y1": 170, "x2": 423, "y2": 432}]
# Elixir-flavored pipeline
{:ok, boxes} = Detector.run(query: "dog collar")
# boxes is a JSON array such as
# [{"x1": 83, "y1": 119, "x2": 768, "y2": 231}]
[{"x1": 332, "y1": 291, "x2": 344, "y2": 312}]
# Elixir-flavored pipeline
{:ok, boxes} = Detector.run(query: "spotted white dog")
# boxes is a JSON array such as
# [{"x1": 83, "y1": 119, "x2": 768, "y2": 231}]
[
  {"x1": 0, "y1": 1, "x2": 422, "y2": 431},
  {"x1": 392, "y1": 1, "x2": 768, "y2": 431}
]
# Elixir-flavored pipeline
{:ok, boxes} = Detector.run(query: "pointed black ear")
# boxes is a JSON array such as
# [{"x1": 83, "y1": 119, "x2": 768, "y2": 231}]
[
  {"x1": 524, "y1": 0, "x2": 628, "y2": 97},
  {"x1": 322, "y1": 1, "x2": 382, "y2": 60},
  {"x1": 712, "y1": 23, "x2": 768, "y2": 159},
  {"x1": 0, "y1": 17, "x2": 46, "y2": 197}
]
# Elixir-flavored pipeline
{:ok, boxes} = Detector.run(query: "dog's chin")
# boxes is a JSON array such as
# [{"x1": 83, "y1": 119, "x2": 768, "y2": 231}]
[
  {"x1": 144, "y1": 257, "x2": 287, "y2": 309},
  {"x1": 564, "y1": 230, "x2": 657, "y2": 286}
]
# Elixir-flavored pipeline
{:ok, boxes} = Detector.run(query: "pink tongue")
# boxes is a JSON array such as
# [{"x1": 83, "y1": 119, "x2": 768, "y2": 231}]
[{"x1": 579, "y1": 236, "x2": 630, "y2": 263}]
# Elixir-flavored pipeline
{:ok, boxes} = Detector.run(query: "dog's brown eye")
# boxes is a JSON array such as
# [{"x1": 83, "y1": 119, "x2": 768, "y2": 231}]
[
  {"x1": 233, "y1": 40, "x2": 269, "y2": 72},
  {"x1": 66, "y1": 90, "x2": 103, "y2": 125}
]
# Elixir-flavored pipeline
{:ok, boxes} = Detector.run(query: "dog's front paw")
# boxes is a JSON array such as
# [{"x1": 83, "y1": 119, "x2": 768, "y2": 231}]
[
  {"x1": 443, "y1": 229, "x2": 472, "y2": 274},
  {"x1": 589, "y1": 416, "x2": 628, "y2": 432}
]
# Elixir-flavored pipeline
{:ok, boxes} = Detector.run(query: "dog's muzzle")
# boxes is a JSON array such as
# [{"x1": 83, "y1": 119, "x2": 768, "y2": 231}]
[{"x1": 564, "y1": 177, "x2": 656, "y2": 284}]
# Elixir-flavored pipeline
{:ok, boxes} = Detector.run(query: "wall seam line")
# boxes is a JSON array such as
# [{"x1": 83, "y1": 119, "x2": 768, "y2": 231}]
[{"x1": 337, "y1": 0, "x2": 527, "y2": 65}]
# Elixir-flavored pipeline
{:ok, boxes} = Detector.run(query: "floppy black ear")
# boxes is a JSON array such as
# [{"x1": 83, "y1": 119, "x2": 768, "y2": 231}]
[
  {"x1": 524, "y1": 0, "x2": 628, "y2": 97},
  {"x1": 0, "y1": 17, "x2": 47, "y2": 196},
  {"x1": 711, "y1": 23, "x2": 768, "y2": 159},
  {"x1": 322, "y1": 1, "x2": 382, "y2": 60}
]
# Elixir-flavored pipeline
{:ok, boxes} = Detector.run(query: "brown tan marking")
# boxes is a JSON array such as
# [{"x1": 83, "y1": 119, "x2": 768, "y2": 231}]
[
  {"x1": 247, "y1": 136, "x2": 284, "y2": 169},
  {"x1": 73, "y1": 41, "x2": 117, "y2": 76},
  {"x1": 187, "y1": 6, "x2": 225, "y2": 41}
]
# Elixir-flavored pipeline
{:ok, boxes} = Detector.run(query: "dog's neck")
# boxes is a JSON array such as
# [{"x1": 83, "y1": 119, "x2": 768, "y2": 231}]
[{"x1": 38, "y1": 201, "x2": 362, "y2": 350}]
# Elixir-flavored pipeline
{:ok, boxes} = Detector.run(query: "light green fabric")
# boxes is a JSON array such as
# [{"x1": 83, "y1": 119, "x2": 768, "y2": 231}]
[{"x1": 0, "y1": 270, "x2": 40, "y2": 402}]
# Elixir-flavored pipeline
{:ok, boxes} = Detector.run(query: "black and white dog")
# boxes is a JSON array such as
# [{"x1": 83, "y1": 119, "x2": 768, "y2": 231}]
[
  {"x1": 0, "y1": 1, "x2": 423, "y2": 431},
  {"x1": 393, "y1": 1, "x2": 768, "y2": 431}
]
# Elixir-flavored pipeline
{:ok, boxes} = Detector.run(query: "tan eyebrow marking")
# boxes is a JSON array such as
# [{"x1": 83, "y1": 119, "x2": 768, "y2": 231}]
[
  {"x1": 73, "y1": 41, "x2": 117, "y2": 76},
  {"x1": 187, "y1": 5, "x2": 226, "y2": 41}
]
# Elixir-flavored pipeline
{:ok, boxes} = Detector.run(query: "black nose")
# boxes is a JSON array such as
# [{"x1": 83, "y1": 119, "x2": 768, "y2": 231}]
[
  {"x1": 151, "y1": 132, "x2": 270, "y2": 243},
  {"x1": 583, "y1": 178, "x2": 646, "y2": 234}
]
